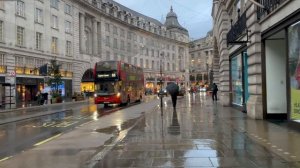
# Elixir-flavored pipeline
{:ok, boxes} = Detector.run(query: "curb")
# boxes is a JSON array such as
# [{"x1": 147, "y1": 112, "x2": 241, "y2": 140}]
[{"x1": 0, "y1": 99, "x2": 89, "y2": 113}]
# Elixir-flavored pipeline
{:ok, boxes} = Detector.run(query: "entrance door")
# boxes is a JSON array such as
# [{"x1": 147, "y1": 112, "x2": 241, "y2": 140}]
[{"x1": 265, "y1": 30, "x2": 287, "y2": 116}]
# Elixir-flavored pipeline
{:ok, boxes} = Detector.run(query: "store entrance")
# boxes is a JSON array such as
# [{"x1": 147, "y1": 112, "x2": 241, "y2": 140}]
[{"x1": 265, "y1": 30, "x2": 287, "y2": 118}]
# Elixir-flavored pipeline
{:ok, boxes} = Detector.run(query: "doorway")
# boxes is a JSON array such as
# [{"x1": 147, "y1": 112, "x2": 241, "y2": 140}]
[{"x1": 265, "y1": 30, "x2": 287, "y2": 117}]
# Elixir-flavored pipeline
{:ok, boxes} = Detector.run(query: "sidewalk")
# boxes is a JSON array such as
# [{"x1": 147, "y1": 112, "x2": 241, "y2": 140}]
[{"x1": 94, "y1": 93, "x2": 300, "y2": 168}]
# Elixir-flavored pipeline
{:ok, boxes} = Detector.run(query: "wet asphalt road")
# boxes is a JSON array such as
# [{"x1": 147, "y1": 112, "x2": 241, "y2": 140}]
[{"x1": 0, "y1": 97, "x2": 153, "y2": 160}]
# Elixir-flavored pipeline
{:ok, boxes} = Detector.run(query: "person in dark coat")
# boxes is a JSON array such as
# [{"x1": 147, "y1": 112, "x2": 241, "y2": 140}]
[
  {"x1": 167, "y1": 83, "x2": 179, "y2": 109},
  {"x1": 212, "y1": 83, "x2": 218, "y2": 101}
]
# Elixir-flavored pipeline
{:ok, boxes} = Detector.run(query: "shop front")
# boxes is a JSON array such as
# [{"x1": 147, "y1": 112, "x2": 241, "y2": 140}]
[
  {"x1": 262, "y1": 10, "x2": 300, "y2": 124},
  {"x1": 81, "y1": 69, "x2": 94, "y2": 97},
  {"x1": 230, "y1": 48, "x2": 249, "y2": 111},
  {"x1": 16, "y1": 77, "x2": 44, "y2": 105},
  {"x1": 288, "y1": 20, "x2": 300, "y2": 123}
]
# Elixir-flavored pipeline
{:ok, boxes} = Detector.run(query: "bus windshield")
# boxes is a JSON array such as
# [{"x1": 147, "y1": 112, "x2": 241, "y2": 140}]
[
  {"x1": 95, "y1": 61, "x2": 117, "y2": 71},
  {"x1": 95, "y1": 82, "x2": 120, "y2": 95}
]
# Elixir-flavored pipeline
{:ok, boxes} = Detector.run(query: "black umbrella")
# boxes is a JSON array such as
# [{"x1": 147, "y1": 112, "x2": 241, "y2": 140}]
[{"x1": 166, "y1": 82, "x2": 179, "y2": 95}]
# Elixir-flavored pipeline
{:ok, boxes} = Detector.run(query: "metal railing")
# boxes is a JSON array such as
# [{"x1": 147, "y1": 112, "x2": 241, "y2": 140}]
[
  {"x1": 257, "y1": 0, "x2": 288, "y2": 20},
  {"x1": 227, "y1": 11, "x2": 247, "y2": 45}
]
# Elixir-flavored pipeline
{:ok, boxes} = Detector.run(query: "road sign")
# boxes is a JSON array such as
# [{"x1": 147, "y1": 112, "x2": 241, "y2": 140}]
[{"x1": 7, "y1": 71, "x2": 16, "y2": 77}]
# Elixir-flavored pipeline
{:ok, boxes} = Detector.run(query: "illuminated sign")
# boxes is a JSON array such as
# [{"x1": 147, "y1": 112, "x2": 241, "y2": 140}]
[{"x1": 97, "y1": 73, "x2": 117, "y2": 78}]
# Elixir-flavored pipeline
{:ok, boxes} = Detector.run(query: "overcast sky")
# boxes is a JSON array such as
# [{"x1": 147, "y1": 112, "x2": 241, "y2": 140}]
[{"x1": 113, "y1": 0, "x2": 213, "y2": 40}]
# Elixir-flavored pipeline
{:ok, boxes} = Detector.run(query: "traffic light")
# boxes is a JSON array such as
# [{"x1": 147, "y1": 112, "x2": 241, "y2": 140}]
[{"x1": 39, "y1": 64, "x2": 48, "y2": 76}]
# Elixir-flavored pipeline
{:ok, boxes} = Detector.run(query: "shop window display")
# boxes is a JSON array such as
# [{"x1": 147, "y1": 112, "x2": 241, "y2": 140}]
[
  {"x1": 231, "y1": 55, "x2": 243, "y2": 106},
  {"x1": 289, "y1": 21, "x2": 300, "y2": 121}
]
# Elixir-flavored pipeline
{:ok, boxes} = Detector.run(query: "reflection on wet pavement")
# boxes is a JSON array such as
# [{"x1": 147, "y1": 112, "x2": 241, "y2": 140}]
[{"x1": 96, "y1": 93, "x2": 300, "y2": 168}]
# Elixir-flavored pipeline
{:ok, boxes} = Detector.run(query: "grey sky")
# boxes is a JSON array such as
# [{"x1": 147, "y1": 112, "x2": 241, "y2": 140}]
[{"x1": 113, "y1": 0, "x2": 213, "y2": 40}]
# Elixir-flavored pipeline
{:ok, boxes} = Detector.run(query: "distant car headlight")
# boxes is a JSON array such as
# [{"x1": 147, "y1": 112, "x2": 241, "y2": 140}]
[
  {"x1": 117, "y1": 92, "x2": 121, "y2": 97},
  {"x1": 164, "y1": 90, "x2": 167, "y2": 93},
  {"x1": 94, "y1": 93, "x2": 97, "y2": 97}
]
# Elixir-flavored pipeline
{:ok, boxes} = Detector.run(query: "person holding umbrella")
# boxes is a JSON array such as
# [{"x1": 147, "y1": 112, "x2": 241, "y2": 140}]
[{"x1": 166, "y1": 82, "x2": 179, "y2": 109}]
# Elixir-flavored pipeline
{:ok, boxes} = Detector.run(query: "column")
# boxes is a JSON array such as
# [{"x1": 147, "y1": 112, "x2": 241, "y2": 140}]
[
  {"x1": 79, "y1": 13, "x2": 86, "y2": 53},
  {"x1": 92, "y1": 18, "x2": 98, "y2": 55}
]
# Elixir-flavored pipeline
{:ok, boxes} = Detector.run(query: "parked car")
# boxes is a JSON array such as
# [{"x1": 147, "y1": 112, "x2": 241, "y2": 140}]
[
  {"x1": 158, "y1": 89, "x2": 168, "y2": 96},
  {"x1": 199, "y1": 87, "x2": 207, "y2": 92},
  {"x1": 178, "y1": 88, "x2": 185, "y2": 96},
  {"x1": 145, "y1": 89, "x2": 153, "y2": 95}
]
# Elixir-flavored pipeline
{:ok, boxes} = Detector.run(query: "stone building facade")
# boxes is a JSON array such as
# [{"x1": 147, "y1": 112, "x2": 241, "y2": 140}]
[
  {"x1": 0, "y1": 0, "x2": 189, "y2": 108},
  {"x1": 212, "y1": 0, "x2": 300, "y2": 124},
  {"x1": 189, "y1": 31, "x2": 214, "y2": 86}
]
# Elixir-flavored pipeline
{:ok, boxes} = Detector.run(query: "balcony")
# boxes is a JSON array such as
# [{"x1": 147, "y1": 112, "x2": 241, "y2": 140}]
[
  {"x1": 257, "y1": 0, "x2": 288, "y2": 20},
  {"x1": 227, "y1": 11, "x2": 248, "y2": 45}
]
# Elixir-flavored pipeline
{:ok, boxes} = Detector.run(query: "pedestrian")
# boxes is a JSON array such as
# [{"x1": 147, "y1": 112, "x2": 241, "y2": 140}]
[
  {"x1": 166, "y1": 83, "x2": 179, "y2": 109},
  {"x1": 48, "y1": 91, "x2": 52, "y2": 104},
  {"x1": 212, "y1": 83, "x2": 218, "y2": 101},
  {"x1": 36, "y1": 91, "x2": 42, "y2": 105}
]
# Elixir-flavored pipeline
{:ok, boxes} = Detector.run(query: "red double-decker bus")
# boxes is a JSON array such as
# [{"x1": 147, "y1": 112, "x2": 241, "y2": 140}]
[{"x1": 93, "y1": 61, "x2": 144, "y2": 107}]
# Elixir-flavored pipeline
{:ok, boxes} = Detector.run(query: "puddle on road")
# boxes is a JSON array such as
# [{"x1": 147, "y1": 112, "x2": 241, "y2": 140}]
[{"x1": 95, "y1": 117, "x2": 141, "y2": 135}]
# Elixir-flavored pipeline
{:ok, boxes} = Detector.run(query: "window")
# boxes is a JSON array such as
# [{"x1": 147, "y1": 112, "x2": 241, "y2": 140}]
[
  {"x1": 65, "y1": 4, "x2": 71, "y2": 15},
  {"x1": 106, "y1": 51, "x2": 110, "y2": 60},
  {"x1": 35, "y1": 8, "x2": 43, "y2": 23},
  {"x1": 26, "y1": 57, "x2": 35, "y2": 68},
  {"x1": 16, "y1": 1, "x2": 25, "y2": 17},
  {"x1": 15, "y1": 56, "x2": 24, "y2": 66},
  {"x1": 105, "y1": 36, "x2": 110, "y2": 47},
  {"x1": 127, "y1": 42, "x2": 131, "y2": 52},
  {"x1": 152, "y1": 60, "x2": 154, "y2": 69},
  {"x1": 127, "y1": 31, "x2": 132, "y2": 39},
  {"x1": 140, "y1": 46, "x2": 143, "y2": 54},
  {"x1": 146, "y1": 59, "x2": 149, "y2": 68},
  {"x1": 50, "y1": 0, "x2": 59, "y2": 9},
  {"x1": 52, "y1": 15, "x2": 58, "y2": 29},
  {"x1": 140, "y1": 58, "x2": 143, "y2": 67},
  {"x1": 113, "y1": 38, "x2": 118, "y2": 49},
  {"x1": 145, "y1": 48, "x2": 149, "y2": 56},
  {"x1": 0, "y1": 21, "x2": 3, "y2": 42},
  {"x1": 120, "y1": 29, "x2": 125, "y2": 37},
  {"x1": 35, "y1": 59, "x2": 44, "y2": 68},
  {"x1": 66, "y1": 41, "x2": 71, "y2": 56},
  {"x1": 128, "y1": 56, "x2": 131, "y2": 64},
  {"x1": 16, "y1": 26, "x2": 24, "y2": 46},
  {"x1": 0, "y1": 53, "x2": 4, "y2": 65},
  {"x1": 65, "y1": 20, "x2": 71, "y2": 33},
  {"x1": 105, "y1": 23, "x2": 110, "y2": 32},
  {"x1": 51, "y1": 37, "x2": 58, "y2": 54},
  {"x1": 151, "y1": 49, "x2": 154, "y2": 57},
  {"x1": 113, "y1": 26, "x2": 117, "y2": 35},
  {"x1": 36, "y1": 32, "x2": 42, "y2": 50},
  {"x1": 120, "y1": 40, "x2": 125, "y2": 50},
  {"x1": 139, "y1": 36, "x2": 143, "y2": 43},
  {"x1": 134, "y1": 57, "x2": 137, "y2": 65},
  {"x1": 114, "y1": 53, "x2": 118, "y2": 60}
]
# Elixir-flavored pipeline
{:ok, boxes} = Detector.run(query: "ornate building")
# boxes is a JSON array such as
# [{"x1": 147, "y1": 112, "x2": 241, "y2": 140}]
[
  {"x1": 212, "y1": 0, "x2": 300, "y2": 124},
  {"x1": 189, "y1": 31, "x2": 214, "y2": 86},
  {"x1": 0, "y1": 0, "x2": 189, "y2": 107}
]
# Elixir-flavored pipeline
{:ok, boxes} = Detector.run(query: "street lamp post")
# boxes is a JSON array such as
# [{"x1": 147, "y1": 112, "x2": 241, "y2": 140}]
[{"x1": 159, "y1": 52, "x2": 164, "y2": 110}]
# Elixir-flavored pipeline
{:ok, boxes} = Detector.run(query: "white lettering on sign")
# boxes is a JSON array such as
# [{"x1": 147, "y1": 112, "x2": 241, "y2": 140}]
[{"x1": 97, "y1": 73, "x2": 116, "y2": 78}]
